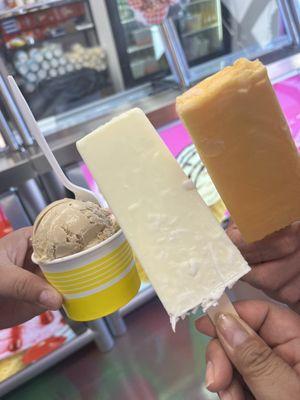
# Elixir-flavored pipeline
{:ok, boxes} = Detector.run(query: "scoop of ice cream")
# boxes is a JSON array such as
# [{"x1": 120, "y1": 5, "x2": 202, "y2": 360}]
[{"x1": 32, "y1": 199, "x2": 119, "y2": 262}]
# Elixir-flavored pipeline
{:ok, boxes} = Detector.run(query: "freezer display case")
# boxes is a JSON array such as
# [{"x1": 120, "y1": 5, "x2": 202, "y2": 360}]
[
  {"x1": 0, "y1": 0, "x2": 114, "y2": 120},
  {"x1": 174, "y1": 0, "x2": 230, "y2": 66},
  {"x1": 106, "y1": 0, "x2": 170, "y2": 87},
  {"x1": 106, "y1": 0, "x2": 229, "y2": 87}
]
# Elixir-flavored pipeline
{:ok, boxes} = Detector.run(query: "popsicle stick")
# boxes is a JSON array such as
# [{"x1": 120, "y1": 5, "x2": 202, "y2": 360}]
[{"x1": 207, "y1": 293, "x2": 238, "y2": 325}]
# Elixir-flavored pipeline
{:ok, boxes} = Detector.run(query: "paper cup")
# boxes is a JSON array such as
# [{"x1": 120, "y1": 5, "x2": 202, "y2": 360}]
[{"x1": 33, "y1": 230, "x2": 141, "y2": 321}]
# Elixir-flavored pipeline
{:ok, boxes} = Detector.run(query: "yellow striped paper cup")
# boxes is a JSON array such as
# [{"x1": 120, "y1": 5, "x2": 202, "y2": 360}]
[{"x1": 33, "y1": 230, "x2": 141, "y2": 321}]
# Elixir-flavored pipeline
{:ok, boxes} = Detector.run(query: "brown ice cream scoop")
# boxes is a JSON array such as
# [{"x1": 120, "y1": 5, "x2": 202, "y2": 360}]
[{"x1": 32, "y1": 199, "x2": 119, "y2": 262}]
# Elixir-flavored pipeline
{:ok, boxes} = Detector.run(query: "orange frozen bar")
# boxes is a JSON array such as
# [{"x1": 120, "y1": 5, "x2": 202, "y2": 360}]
[{"x1": 176, "y1": 58, "x2": 300, "y2": 242}]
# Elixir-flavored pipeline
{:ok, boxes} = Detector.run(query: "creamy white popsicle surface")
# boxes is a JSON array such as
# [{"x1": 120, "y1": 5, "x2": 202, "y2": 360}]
[{"x1": 77, "y1": 108, "x2": 250, "y2": 328}]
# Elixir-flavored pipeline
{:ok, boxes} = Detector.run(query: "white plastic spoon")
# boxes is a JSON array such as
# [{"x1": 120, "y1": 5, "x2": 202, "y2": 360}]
[{"x1": 7, "y1": 75, "x2": 100, "y2": 204}]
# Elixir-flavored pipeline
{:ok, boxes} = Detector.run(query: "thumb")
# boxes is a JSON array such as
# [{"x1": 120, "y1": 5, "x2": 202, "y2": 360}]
[
  {"x1": 0, "y1": 264, "x2": 62, "y2": 310},
  {"x1": 215, "y1": 313, "x2": 300, "y2": 400}
]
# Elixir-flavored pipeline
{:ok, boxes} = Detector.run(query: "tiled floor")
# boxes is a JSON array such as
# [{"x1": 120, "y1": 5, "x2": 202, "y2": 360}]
[{"x1": 4, "y1": 298, "x2": 218, "y2": 400}]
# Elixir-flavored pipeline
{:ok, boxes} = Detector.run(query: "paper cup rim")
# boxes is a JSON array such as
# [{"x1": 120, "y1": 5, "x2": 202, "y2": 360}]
[{"x1": 32, "y1": 228, "x2": 123, "y2": 265}]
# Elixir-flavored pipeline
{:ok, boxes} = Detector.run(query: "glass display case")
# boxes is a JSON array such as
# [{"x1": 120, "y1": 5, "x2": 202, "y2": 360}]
[
  {"x1": 106, "y1": 0, "x2": 229, "y2": 87},
  {"x1": 105, "y1": 0, "x2": 170, "y2": 87},
  {"x1": 0, "y1": 0, "x2": 296, "y2": 137},
  {"x1": 188, "y1": 0, "x2": 294, "y2": 82},
  {"x1": 174, "y1": 0, "x2": 230, "y2": 66},
  {"x1": 0, "y1": 0, "x2": 114, "y2": 120}
]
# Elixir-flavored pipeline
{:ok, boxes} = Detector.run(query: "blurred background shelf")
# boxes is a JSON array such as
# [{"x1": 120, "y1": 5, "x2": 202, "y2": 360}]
[
  {"x1": 127, "y1": 43, "x2": 153, "y2": 54},
  {"x1": 121, "y1": 17, "x2": 136, "y2": 24},
  {"x1": 0, "y1": 0, "x2": 85, "y2": 20},
  {"x1": 181, "y1": 22, "x2": 219, "y2": 38},
  {"x1": 3, "y1": 23, "x2": 95, "y2": 52}
]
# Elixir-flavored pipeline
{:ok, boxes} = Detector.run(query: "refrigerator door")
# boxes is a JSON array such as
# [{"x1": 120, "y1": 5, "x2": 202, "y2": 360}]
[
  {"x1": 105, "y1": 0, "x2": 170, "y2": 87},
  {"x1": 0, "y1": 0, "x2": 114, "y2": 121},
  {"x1": 174, "y1": 0, "x2": 229, "y2": 66},
  {"x1": 187, "y1": 0, "x2": 295, "y2": 84}
]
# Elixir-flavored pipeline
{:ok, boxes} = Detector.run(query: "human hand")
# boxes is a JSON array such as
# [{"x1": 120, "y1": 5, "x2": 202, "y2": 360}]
[
  {"x1": 196, "y1": 300, "x2": 300, "y2": 400},
  {"x1": 227, "y1": 220, "x2": 300, "y2": 313},
  {"x1": 0, "y1": 227, "x2": 62, "y2": 328}
]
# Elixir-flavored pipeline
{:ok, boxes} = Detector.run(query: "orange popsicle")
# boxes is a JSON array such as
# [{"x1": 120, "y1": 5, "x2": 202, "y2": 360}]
[{"x1": 176, "y1": 58, "x2": 300, "y2": 242}]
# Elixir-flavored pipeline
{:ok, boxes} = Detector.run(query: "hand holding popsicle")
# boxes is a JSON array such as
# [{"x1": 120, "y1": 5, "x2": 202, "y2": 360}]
[
  {"x1": 196, "y1": 300, "x2": 300, "y2": 400},
  {"x1": 227, "y1": 220, "x2": 300, "y2": 313}
]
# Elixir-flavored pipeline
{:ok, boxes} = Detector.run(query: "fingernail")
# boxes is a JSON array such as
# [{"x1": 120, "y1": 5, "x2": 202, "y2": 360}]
[
  {"x1": 216, "y1": 313, "x2": 249, "y2": 348},
  {"x1": 218, "y1": 389, "x2": 232, "y2": 400},
  {"x1": 205, "y1": 360, "x2": 214, "y2": 388},
  {"x1": 39, "y1": 290, "x2": 61, "y2": 309}
]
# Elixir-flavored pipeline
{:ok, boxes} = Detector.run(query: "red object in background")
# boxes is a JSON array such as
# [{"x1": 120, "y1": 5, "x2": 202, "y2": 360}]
[
  {"x1": 18, "y1": 14, "x2": 36, "y2": 31},
  {"x1": 22, "y1": 336, "x2": 66, "y2": 365},
  {"x1": 1, "y1": 3, "x2": 85, "y2": 36},
  {"x1": 7, "y1": 326, "x2": 23, "y2": 352},
  {"x1": 55, "y1": 3, "x2": 85, "y2": 22},
  {"x1": 128, "y1": 0, "x2": 179, "y2": 25},
  {"x1": 34, "y1": 10, "x2": 57, "y2": 27},
  {"x1": 0, "y1": 207, "x2": 13, "y2": 238},
  {"x1": 39, "y1": 311, "x2": 54, "y2": 326},
  {"x1": 33, "y1": 27, "x2": 46, "y2": 41}
]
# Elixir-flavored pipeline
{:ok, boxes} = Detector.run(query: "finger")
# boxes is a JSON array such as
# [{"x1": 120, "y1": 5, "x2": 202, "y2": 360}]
[
  {"x1": 196, "y1": 314, "x2": 216, "y2": 337},
  {"x1": 261, "y1": 283, "x2": 300, "y2": 316},
  {"x1": 18, "y1": 226, "x2": 33, "y2": 237},
  {"x1": 0, "y1": 300, "x2": 47, "y2": 329},
  {"x1": 275, "y1": 274, "x2": 300, "y2": 306},
  {"x1": 196, "y1": 300, "x2": 300, "y2": 346},
  {"x1": 24, "y1": 242, "x2": 37, "y2": 271},
  {"x1": 227, "y1": 222, "x2": 300, "y2": 264},
  {"x1": 3, "y1": 227, "x2": 33, "y2": 266},
  {"x1": 294, "y1": 362, "x2": 300, "y2": 376},
  {"x1": 244, "y1": 250, "x2": 300, "y2": 292},
  {"x1": 215, "y1": 313, "x2": 300, "y2": 400},
  {"x1": 205, "y1": 339, "x2": 233, "y2": 392},
  {"x1": 18, "y1": 227, "x2": 36, "y2": 270},
  {"x1": 0, "y1": 264, "x2": 62, "y2": 310},
  {"x1": 273, "y1": 338, "x2": 300, "y2": 371},
  {"x1": 290, "y1": 302, "x2": 300, "y2": 315},
  {"x1": 32, "y1": 265, "x2": 45, "y2": 279},
  {"x1": 218, "y1": 376, "x2": 246, "y2": 400},
  {"x1": 196, "y1": 300, "x2": 270, "y2": 337},
  {"x1": 24, "y1": 258, "x2": 44, "y2": 276}
]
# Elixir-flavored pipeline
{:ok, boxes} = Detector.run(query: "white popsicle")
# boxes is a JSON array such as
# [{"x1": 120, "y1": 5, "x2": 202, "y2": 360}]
[{"x1": 77, "y1": 108, "x2": 250, "y2": 328}]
